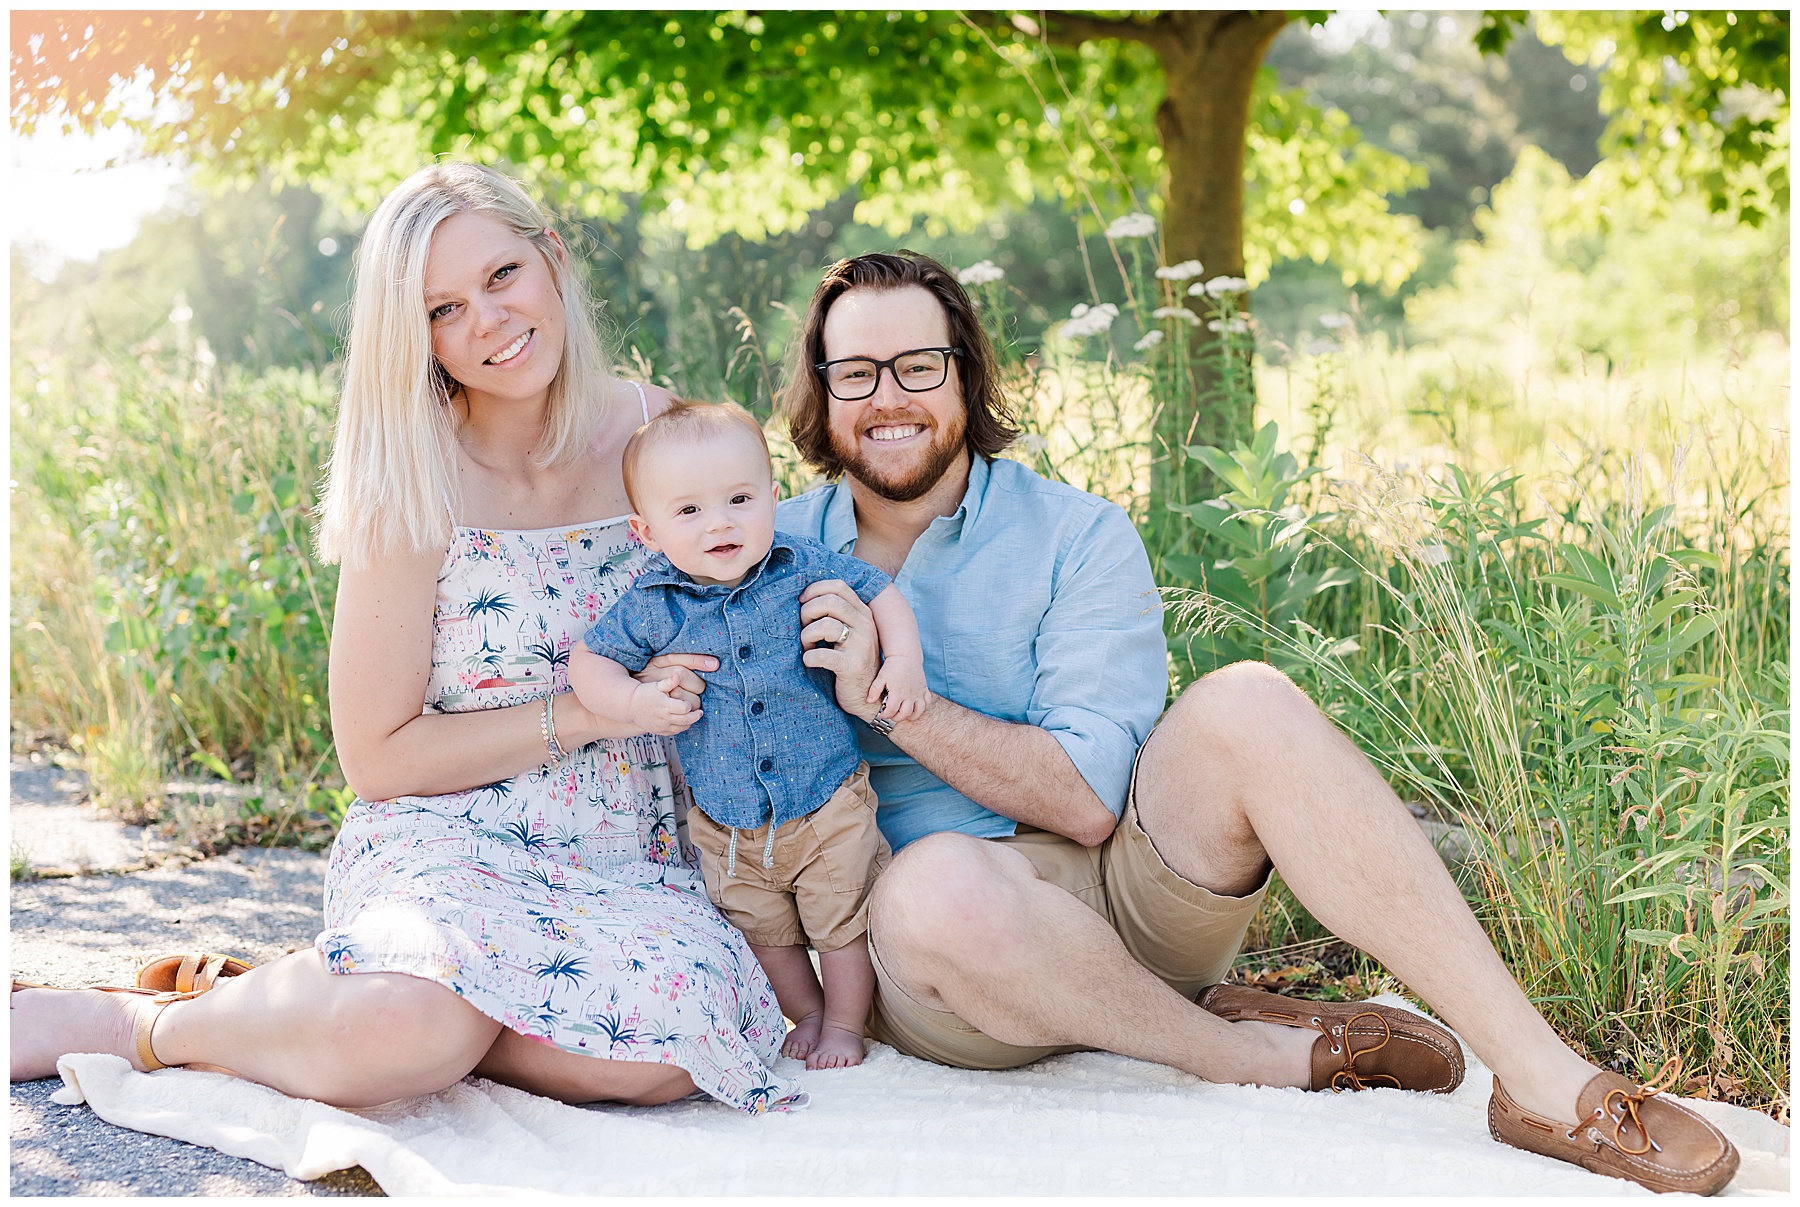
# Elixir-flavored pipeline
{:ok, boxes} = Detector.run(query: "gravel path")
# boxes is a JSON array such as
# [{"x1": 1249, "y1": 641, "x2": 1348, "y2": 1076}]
[{"x1": 8, "y1": 753, "x2": 381, "y2": 1197}]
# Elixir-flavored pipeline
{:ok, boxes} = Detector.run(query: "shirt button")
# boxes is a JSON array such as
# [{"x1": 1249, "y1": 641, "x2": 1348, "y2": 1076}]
[
  {"x1": 750, "y1": 701, "x2": 764, "y2": 715},
  {"x1": 738, "y1": 645, "x2": 752, "y2": 659},
  {"x1": 759, "y1": 758, "x2": 773, "y2": 773}
]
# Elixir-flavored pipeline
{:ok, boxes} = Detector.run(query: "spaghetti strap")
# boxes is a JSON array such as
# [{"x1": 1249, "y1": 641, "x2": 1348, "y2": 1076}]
[{"x1": 630, "y1": 379, "x2": 650, "y2": 425}]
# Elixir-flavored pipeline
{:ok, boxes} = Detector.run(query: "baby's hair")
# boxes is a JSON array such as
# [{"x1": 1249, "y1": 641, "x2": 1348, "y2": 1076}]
[{"x1": 622, "y1": 401, "x2": 772, "y2": 512}]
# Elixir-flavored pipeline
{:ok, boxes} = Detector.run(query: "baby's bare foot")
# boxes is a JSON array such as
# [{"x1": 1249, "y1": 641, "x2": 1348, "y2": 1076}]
[
  {"x1": 780, "y1": 1011, "x2": 824, "y2": 1061},
  {"x1": 804, "y1": 1021, "x2": 866, "y2": 1070},
  {"x1": 9, "y1": 986, "x2": 147, "y2": 1081}
]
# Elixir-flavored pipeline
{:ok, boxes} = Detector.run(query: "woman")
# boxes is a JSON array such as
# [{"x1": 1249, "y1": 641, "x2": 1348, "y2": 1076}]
[{"x1": 11, "y1": 162, "x2": 803, "y2": 1115}]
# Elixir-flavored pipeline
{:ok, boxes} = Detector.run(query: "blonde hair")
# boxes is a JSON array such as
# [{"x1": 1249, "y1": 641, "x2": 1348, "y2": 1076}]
[
  {"x1": 622, "y1": 402, "x2": 771, "y2": 512},
  {"x1": 316, "y1": 162, "x2": 611, "y2": 567}
]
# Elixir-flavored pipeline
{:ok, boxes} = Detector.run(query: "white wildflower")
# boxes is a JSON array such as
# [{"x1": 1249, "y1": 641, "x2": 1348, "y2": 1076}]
[
  {"x1": 1416, "y1": 543, "x2": 1452, "y2": 566},
  {"x1": 1299, "y1": 334, "x2": 1340, "y2": 356},
  {"x1": 1104, "y1": 212, "x2": 1157, "y2": 239},
  {"x1": 1206, "y1": 317, "x2": 1252, "y2": 335},
  {"x1": 1018, "y1": 433, "x2": 1049, "y2": 456},
  {"x1": 1154, "y1": 259, "x2": 1204, "y2": 281},
  {"x1": 957, "y1": 259, "x2": 1005, "y2": 286},
  {"x1": 1151, "y1": 306, "x2": 1200, "y2": 326},
  {"x1": 1060, "y1": 301, "x2": 1120, "y2": 339},
  {"x1": 1200, "y1": 275, "x2": 1250, "y2": 297},
  {"x1": 1317, "y1": 312, "x2": 1351, "y2": 330},
  {"x1": 1134, "y1": 330, "x2": 1165, "y2": 351}
]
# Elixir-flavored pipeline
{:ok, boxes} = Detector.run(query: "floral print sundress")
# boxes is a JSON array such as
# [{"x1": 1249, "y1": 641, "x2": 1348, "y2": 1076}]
[{"x1": 318, "y1": 509, "x2": 803, "y2": 1115}]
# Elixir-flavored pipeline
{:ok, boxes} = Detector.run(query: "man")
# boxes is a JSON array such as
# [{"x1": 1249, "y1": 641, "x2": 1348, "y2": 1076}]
[{"x1": 771, "y1": 251, "x2": 1736, "y2": 1195}]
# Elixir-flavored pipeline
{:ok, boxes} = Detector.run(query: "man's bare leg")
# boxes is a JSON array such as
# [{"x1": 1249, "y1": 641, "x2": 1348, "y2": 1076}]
[
  {"x1": 870, "y1": 835, "x2": 1319, "y2": 1088},
  {"x1": 1128, "y1": 660, "x2": 1599, "y2": 1121},
  {"x1": 870, "y1": 659, "x2": 1598, "y2": 1115}
]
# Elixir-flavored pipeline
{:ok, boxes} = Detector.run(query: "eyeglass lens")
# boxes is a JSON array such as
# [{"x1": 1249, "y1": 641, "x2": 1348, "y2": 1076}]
[{"x1": 825, "y1": 349, "x2": 949, "y2": 400}]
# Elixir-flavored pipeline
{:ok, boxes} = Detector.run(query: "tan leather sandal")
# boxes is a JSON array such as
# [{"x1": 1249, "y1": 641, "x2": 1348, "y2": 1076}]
[
  {"x1": 1197, "y1": 983, "x2": 1465, "y2": 1093},
  {"x1": 1489, "y1": 1061, "x2": 1739, "y2": 1195},
  {"x1": 10, "y1": 979, "x2": 203, "y2": 1073},
  {"x1": 134, "y1": 952, "x2": 253, "y2": 994}
]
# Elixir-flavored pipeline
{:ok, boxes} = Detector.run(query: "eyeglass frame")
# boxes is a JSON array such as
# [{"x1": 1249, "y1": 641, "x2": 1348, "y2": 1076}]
[{"x1": 813, "y1": 346, "x2": 964, "y2": 401}]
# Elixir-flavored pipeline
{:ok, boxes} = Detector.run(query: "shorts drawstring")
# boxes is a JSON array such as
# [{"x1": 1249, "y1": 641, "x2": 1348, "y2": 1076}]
[{"x1": 724, "y1": 821, "x2": 779, "y2": 878}]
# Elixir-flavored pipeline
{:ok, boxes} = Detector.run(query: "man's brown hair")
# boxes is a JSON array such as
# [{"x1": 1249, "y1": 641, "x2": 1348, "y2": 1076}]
[{"x1": 781, "y1": 250, "x2": 1020, "y2": 477}]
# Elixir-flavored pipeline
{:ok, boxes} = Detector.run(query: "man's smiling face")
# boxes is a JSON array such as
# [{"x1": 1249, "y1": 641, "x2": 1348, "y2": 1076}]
[{"x1": 820, "y1": 285, "x2": 969, "y2": 503}]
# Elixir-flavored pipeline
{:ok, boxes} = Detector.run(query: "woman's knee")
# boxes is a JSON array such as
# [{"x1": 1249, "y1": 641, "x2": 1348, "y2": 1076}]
[{"x1": 315, "y1": 972, "x2": 499, "y2": 1080}]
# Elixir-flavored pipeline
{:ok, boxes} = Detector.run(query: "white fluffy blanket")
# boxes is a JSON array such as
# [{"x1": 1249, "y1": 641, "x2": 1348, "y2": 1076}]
[{"x1": 52, "y1": 998, "x2": 1787, "y2": 1197}]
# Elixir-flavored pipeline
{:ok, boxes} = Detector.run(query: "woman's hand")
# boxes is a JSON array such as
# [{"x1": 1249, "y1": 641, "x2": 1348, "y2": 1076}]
[
  {"x1": 799, "y1": 580, "x2": 882, "y2": 722},
  {"x1": 632, "y1": 651, "x2": 718, "y2": 712}
]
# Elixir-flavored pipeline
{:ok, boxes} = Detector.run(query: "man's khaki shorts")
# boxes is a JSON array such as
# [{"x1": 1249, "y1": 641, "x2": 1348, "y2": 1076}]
[
  {"x1": 866, "y1": 748, "x2": 1269, "y2": 1069},
  {"x1": 687, "y1": 763, "x2": 891, "y2": 953}
]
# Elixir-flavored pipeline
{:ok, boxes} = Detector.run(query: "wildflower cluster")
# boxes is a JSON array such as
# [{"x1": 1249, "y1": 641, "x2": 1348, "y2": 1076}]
[{"x1": 1061, "y1": 302, "x2": 1120, "y2": 339}]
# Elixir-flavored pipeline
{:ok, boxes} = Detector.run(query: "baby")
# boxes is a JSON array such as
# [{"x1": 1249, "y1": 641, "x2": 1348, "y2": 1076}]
[{"x1": 571, "y1": 401, "x2": 929, "y2": 1069}]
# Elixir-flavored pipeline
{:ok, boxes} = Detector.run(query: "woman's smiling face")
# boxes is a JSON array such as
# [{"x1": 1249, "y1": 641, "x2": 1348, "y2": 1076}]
[{"x1": 423, "y1": 210, "x2": 567, "y2": 407}]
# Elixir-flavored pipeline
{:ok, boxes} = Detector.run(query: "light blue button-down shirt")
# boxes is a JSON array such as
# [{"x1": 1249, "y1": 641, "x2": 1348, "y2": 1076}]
[{"x1": 776, "y1": 454, "x2": 1168, "y2": 851}]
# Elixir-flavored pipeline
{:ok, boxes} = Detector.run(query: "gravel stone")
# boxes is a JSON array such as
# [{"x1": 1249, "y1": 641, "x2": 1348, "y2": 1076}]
[{"x1": 8, "y1": 756, "x2": 382, "y2": 1196}]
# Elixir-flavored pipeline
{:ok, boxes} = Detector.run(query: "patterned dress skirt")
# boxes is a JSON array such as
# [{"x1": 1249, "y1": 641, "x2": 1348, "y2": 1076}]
[{"x1": 316, "y1": 518, "x2": 801, "y2": 1113}]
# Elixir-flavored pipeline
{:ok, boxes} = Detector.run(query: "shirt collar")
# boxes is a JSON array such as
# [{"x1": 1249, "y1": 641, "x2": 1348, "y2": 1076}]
[
  {"x1": 820, "y1": 453, "x2": 992, "y2": 554},
  {"x1": 633, "y1": 532, "x2": 800, "y2": 594}
]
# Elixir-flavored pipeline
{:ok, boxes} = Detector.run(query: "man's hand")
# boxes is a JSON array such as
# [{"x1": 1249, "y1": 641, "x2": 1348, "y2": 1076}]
[
  {"x1": 869, "y1": 656, "x2": 930, "y2": 721},
  {"x1": 628, "y1": 676, "x2": 701, "y2": 736},
  {"x1": 799, "y1": 579, "x2": 882, "y2": 721}
]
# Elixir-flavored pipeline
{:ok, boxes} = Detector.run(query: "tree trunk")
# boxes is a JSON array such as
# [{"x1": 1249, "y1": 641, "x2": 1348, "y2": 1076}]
[{"x1": 1144, "y1": 11, "x2": 1291, "y2": 506}]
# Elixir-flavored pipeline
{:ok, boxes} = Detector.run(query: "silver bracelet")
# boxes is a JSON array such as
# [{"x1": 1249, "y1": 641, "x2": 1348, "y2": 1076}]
[{"x1": 541, "y1": 695, "x2": 568, "y2": 765}]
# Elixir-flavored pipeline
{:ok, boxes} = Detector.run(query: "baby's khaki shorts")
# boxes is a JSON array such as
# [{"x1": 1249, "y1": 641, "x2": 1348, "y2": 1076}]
[
  {"x1": 865, "y1": 744, "x2": 1270, "y2": 1070},
  {"x1": 686, "y1": 762, "x2": 891, "y2": 953}
]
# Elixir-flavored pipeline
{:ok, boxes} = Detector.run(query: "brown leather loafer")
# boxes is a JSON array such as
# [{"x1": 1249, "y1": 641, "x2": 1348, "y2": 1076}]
[
  {"x1": 1197, "y1": 983, "x2": 1464, "y2": 1093},
  {"x1": 1489, "y1": 1067, "x2": 1739, "y2": 1195}
]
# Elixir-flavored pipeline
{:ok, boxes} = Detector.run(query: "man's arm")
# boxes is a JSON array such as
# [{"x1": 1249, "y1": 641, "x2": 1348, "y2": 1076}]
[
  {"x1": 884, "y1": 696, "x2": 1117, "y2": 845},
  {"x1": 799, "y1": 503, "x2": 1162, "y2": 847},
  {"x1": 801, "y1": 585, "x2": 1114, "y2": 842}
]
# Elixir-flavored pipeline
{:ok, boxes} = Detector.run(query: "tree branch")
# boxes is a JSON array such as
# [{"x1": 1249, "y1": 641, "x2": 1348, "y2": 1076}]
[{"x1": 1037, "y1": 10, "x2": 1177, "y2": 50}]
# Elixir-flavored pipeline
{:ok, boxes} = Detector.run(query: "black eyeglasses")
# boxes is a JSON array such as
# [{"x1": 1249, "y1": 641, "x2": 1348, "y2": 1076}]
[{"x1": 815, "y1": 347, "x2": 962, "y2": 401}]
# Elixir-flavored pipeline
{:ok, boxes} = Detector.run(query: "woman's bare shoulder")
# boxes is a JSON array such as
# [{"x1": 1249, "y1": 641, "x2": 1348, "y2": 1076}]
[{"x1": 641, "y1": 381, "x2": 681, "y2": 419}]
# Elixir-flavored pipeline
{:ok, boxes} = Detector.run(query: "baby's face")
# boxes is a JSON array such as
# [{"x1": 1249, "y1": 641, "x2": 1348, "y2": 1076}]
[{"x1": 629, "y1": 431, "x2": 778, "y2": 587}]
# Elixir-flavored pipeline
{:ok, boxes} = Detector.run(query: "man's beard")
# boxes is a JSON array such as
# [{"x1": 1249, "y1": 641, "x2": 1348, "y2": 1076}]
[{"x1": 830, "y1": 409, "x2": 968, "y2": 503}]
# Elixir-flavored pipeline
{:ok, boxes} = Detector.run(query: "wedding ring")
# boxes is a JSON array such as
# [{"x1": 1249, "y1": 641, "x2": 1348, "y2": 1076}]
[{"x1": 836, "y1": 621, "x2": 852, "y2": 643}]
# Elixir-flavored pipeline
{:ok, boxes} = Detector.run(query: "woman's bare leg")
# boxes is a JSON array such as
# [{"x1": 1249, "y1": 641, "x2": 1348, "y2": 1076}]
[
  {"x1": 473, "y1": 1030, "x2": 697, "y2": 1106},
  {"x1": 12, "y1": 951, "x2": 503, "y2": 1108},
  {"x1": 14, "y1": 949, "x2": 702, "y2": 1109}
]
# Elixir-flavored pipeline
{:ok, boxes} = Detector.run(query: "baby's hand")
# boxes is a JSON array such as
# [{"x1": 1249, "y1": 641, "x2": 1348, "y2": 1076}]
[
  {"x1": 868, "y1": 657, "x2": 930, "y2": 723},
  {"x1": 631, "y1": 677, "x2": 701, "y2": 736}
]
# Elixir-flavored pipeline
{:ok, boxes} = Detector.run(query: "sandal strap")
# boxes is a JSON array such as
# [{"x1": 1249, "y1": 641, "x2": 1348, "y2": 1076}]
[{"x1": 134, "y1": 989, "x2": 204, "y2": 1071}]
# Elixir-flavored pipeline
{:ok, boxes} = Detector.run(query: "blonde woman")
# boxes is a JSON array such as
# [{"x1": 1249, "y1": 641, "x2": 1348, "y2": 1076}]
[{"x1": 11, "y1": 163, "x2": 802, "y2": 1115}]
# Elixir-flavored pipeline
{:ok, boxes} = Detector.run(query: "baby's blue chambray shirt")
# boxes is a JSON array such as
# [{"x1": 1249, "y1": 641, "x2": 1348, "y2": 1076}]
[
  {"x1": 776, "y1": 454, "x2": 1168, "y2": 852},
  {"x1": 581, "y1": 533, "x2": 890, "y2": 831}
]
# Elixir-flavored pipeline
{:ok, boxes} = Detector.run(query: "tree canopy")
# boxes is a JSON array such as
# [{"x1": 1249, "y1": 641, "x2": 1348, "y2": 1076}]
[{"x1": 1477, "y1": 9, "x2": 1789, "y2": 224}]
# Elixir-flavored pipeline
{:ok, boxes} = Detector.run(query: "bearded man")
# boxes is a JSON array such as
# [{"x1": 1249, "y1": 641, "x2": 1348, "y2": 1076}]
[{"x1": 756, "y1": 251, "x2": 1735, "y2": 1196}]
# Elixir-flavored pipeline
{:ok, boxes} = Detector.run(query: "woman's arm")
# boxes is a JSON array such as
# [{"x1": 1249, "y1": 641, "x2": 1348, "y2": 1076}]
[{"x1": 327, "y1": 548, "x2": 647, "y2": 802}]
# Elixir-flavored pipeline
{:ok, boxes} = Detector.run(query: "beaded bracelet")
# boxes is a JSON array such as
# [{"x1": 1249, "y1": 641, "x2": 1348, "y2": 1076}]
[{"x1": 540, "y1": 694, "x2": 568, "y2": 766}]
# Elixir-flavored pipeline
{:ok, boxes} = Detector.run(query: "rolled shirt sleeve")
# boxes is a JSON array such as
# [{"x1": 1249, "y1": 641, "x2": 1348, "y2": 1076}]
[{"x1": 1028, "y1": 502, "x2": 1166, "y2": 816}]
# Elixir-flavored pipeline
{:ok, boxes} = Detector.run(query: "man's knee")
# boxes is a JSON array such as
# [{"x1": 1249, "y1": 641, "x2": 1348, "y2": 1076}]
[
  {"x1": 1160, "y1": 660, "x2": 1321, "y2": 757},
  {"x1": 871, "y1": 832, "x2": 1037, "y2": 962}
]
